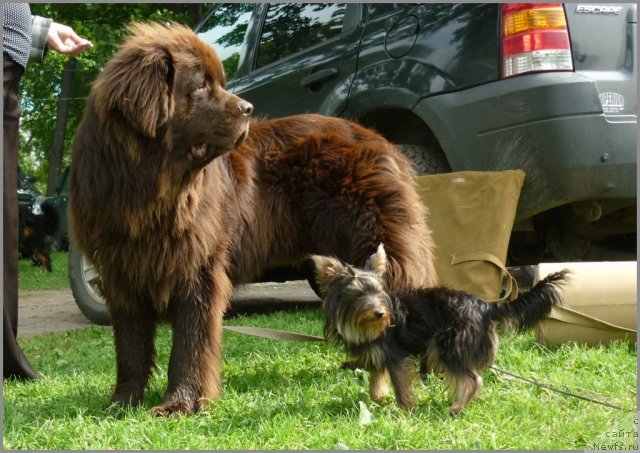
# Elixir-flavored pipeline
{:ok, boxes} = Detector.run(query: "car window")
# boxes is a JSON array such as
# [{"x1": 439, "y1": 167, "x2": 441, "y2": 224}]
[
  {"x1": 367, "y1": 4, "x2": 404, "y2": 19},
  {"x1": 256, "y1": 3, "x2": 347, "y2": 69},
  {"x1": 197, "y1": 4, "x2": 253, "y2": 81}
]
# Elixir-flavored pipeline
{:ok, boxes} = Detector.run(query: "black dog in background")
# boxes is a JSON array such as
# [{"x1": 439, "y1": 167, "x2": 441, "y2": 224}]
[{"x1": 19, "y1": 201, "x2": 60, "y2": 272}]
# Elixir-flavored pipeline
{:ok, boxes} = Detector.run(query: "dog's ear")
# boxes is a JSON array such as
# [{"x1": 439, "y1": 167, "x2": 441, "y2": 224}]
[
  {"x1": 93, "y1": 40, "x2": 174, "y2": 139},
  {"x1": 364, "y1": 243, "x2": 387, "y2": 277},
  {"x1": 308, "y1": 255, "x2": 348, "y2": 296}
]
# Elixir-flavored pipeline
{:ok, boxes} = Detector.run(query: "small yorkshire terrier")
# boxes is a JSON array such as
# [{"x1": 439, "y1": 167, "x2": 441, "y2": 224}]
[{"x1": 310, "y1": 244, "x2": 567, "y2": 413}]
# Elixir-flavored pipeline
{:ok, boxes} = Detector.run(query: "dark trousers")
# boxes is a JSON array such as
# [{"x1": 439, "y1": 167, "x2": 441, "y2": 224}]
[{"x1": 3, "y1": 55, "x2": 38, "y2": 379}]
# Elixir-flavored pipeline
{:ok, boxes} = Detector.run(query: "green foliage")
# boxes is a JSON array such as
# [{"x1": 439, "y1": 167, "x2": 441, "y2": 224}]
[
  {"x1": 3, "y1": 310, "x2": 637, "y2": 450},
  {"x1": 19, "y1": 4, "x2": 213, "y2": 191}
]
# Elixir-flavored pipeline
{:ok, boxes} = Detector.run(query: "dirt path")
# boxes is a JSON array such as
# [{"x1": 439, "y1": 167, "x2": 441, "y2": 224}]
[
  {"x1": 17, "y1": 281, "x2": 321, "y2": 338},
  {"x1": 17, "y1": 289, "x2": 92, "y2": 338}
]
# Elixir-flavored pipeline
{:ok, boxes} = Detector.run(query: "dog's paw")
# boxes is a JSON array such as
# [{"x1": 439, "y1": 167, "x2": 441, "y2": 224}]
[
  {"x1": 372, "y1": 394, "x2": 392, "y2": 406},
  {"x1": 109, "y1": 390, "x2": 143, "y2": 409},
  {"x1": 340, "y1": 360, "x2": 360, "y2": 370},
  {"x1": 370, "y1": 383, "x2": 391, "y2": 403},
  {"x1": 397, "y1": 401, "x2": 417, "y2": 412},
  {"x1": 150, "y1": 402, "x2": 194, "y2": 417},
  {"x1": 448, "y1": 402, "x2": 466, "y2": 415},
  {"x1": 150, "y1": 399, "x2": 199, "y2": 417},
  {"x1": 395, "y1": 395, "x2": 417, "y2": 412}
]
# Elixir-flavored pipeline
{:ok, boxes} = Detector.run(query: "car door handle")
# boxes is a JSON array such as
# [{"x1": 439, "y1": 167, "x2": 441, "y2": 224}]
[{"x1": 300, "y1": 68, "x2": 338, "y2": 88}]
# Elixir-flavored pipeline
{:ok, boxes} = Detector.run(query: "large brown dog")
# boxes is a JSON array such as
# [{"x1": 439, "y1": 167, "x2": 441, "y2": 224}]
[{"x1": 69, "y1": 23, "x2": 437, "y2": 416}]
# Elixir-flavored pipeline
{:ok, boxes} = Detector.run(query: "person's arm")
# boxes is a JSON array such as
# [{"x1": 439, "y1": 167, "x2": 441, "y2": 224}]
[
  {"x1": 29, "y1": 16, "x2": 92, "y2": 62},
  {"x1": 29, "y1": 15, "x2": 52, "y2": 62}
]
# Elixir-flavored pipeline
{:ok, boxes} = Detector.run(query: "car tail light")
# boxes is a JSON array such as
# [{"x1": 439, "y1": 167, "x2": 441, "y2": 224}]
[{"x1": 501, "y1": 3, "x2": 573, "y2": 78}]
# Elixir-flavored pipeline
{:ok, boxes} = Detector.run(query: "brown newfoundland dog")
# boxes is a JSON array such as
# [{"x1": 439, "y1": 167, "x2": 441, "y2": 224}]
[{"x1": 69, "y1": 23, "x2": 437, "y2": 416}]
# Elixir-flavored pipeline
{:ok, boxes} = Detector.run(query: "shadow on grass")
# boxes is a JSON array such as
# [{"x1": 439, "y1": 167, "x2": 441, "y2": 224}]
[{"x1": 7, "y1": 359, "x2": 365, "y2": 422}]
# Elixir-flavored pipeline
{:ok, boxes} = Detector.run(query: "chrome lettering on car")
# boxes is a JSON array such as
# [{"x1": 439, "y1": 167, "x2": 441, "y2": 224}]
[
  {"x1": 575, "y1": 5, "x2": 624, "y2": 15},
  {"x1": 599, "y1": 92, "x2": 625, "y2": 114}
]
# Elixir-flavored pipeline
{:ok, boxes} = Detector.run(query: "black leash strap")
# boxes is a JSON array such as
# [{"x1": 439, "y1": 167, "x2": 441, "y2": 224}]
[{"x1": 224, "y1": 324, "x2": 633, "y2": 412}]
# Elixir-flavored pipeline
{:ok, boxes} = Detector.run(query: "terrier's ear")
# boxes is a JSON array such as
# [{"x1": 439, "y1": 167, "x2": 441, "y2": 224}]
[
  {"x1": 308, "y1": 255, "x2": 348, "y2": 296},
  {"x1": 364, "y1": 243, "x2": 387, "y2": 277}
]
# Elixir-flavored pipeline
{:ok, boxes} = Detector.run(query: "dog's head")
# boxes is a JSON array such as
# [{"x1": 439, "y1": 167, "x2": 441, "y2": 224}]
[
  {"x1": 310, "y1": 244, "x2": 393, "y2": 345},
  {"x1": 92, "y1": 22, "x2": 252, "y2": 167}
]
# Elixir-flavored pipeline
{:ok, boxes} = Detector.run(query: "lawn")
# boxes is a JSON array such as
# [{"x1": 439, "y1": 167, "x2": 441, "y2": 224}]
[
  {"x1": 18, "y1": 251, "x2": 69, "y2": 291},
  {"x1": 3, "y1": 305, "x2": 637, "y2": 450}
]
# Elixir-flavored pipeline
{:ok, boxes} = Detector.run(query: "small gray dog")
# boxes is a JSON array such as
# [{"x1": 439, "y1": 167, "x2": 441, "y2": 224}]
[{"x1": 310, "y1": 244, "x2": 567, "y2": 413}]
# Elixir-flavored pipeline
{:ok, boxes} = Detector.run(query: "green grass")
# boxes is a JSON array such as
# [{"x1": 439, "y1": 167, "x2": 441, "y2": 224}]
[
  {"x1": 3, "y1": 309, "x2": 637, "y2": 450},
  {"x1": 18, "y1": 251, "x2": 69, "y2": 291}
]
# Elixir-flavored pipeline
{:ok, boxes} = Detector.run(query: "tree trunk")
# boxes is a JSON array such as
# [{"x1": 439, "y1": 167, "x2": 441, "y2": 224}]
[{"x1": 47, "y1": 57, "x2": 76, "y2": 196}]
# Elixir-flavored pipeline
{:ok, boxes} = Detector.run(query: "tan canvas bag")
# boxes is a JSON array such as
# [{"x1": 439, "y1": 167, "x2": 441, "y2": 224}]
[
  {"x1": 534, "y1": 261, "x2": 637, "y2": 347},
  {"x1": 415, "y1": 170, "x2": 525, "y2": 301}
]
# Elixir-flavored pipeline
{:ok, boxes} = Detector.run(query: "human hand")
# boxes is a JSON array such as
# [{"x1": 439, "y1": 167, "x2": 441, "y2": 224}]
[{"x1": 46, "y1": 22, "x2": 92, "y2": 56}]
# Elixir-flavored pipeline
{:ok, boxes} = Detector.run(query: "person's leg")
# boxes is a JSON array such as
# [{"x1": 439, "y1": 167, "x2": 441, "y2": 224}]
[{"x1": 3, "y1": 55, "x2": 37, "y2": 379}]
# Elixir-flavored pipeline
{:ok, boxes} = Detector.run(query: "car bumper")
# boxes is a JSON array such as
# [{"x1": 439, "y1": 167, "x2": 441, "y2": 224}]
[{"x1": 413, "y1": 72, "x2": 637, "y2": 221}]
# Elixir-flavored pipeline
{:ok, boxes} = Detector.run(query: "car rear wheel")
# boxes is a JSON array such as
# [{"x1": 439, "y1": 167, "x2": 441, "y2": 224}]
[
  {"x1": 396, "y1": 143, "x2": 451, "y2": 175},
  {"x1": 68, "y1": 239, "x2": 110, "y2": 325}
]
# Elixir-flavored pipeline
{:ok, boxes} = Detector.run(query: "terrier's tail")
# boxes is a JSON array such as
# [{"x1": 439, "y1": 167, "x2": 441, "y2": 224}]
[{"x1": 488, "y1": 270, "x2": 568, "y2": 331}]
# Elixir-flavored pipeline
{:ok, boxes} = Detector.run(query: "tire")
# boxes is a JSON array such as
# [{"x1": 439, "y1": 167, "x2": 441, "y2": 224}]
[
  {"x1": 68, "y1": 239, "x2": 110, "y2": 325},
  {"x1": 396, "y1": 143, "x2": 451, "y2": 175}
]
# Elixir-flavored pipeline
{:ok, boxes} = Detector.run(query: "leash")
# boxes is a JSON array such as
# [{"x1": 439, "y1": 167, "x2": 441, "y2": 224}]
[
  {"x1": 489, "y1": 366, "x2": 634, "y2": 412},
  {"x1": 224, "y1": 325, "x2": 634, "y2": 412},
  {"x1": 223, "y1": 325, "x2": 325, "y2": 342}
]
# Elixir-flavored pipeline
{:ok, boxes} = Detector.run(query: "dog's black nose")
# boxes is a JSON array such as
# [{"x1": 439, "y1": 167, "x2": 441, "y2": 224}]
[
  {"x1": 374, "y1": 310, "x2": 386, "y2": 319},
  {"x1": 239, "y1": 101, "x2": 253, "y2": 116}
]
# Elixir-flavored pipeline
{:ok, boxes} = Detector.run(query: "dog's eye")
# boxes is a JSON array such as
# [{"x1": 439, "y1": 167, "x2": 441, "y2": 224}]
[{"x1": 195, "y1": 77, "x2": 210, "y2": 93}]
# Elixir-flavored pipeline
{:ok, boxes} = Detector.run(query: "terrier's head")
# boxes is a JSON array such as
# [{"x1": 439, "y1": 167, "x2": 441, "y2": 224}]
[{"x1": 309, "y1": 244, "x2": 392, "y2": 345}]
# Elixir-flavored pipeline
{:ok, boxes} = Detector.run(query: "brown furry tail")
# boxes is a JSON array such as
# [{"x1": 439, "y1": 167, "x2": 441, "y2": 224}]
[{"x1": 488, "y1": 270, "x2": 568, "y2": 331}]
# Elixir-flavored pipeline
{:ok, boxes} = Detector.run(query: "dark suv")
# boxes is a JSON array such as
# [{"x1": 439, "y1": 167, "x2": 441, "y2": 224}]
[
  {"x1": 68, "y1": 2, "x2": 637, "y2": 326},
  {"x1": 195, "y1": 2, "x2": 637, "y2": 262},
  {"x1": 17, "y1": 167, "x2": 44, "y2": 219}
]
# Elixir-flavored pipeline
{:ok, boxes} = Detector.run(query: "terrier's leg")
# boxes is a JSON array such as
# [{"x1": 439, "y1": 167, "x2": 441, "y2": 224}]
[
  {"x1": 369, "y1": 368, "x2": 390, "y2": 402},
  {"x1": 448, "y1": 371, "x2": 483, "y2": 414},
  {"x1": 388, "y1": 357, "x2": 417, "y2": 410}
]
